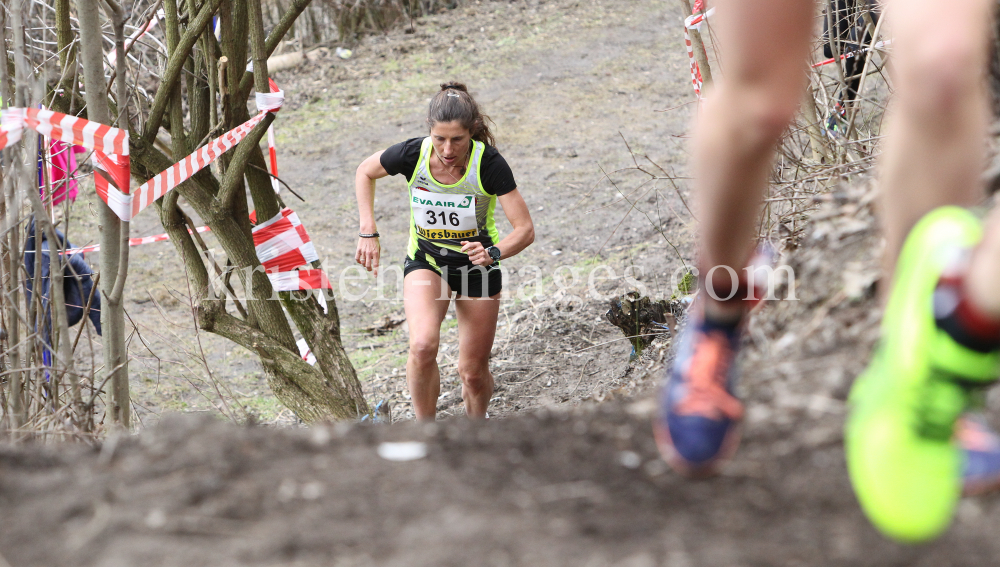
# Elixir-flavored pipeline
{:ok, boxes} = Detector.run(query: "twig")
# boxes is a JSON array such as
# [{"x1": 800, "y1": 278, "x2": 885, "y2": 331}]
[
  {"x1": 566, "y1": 358, "x2": 592, "y2": 397},
  {"x1": 247, "y1": 162, "x2": 306, "y2": 202}
]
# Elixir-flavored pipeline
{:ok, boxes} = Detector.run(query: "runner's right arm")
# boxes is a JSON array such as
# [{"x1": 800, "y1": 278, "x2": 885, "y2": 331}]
[{"x1": 355, "y1": 151, "x2": 389, "y2": 276}]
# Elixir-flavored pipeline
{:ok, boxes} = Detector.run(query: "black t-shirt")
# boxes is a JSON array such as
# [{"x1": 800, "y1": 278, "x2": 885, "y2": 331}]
[{"x1": 380, "y1": 137, "x2": 517, "y2": 196}]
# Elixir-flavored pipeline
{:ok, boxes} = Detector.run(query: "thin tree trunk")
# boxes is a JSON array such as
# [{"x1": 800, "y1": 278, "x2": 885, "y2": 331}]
[
  {"x1": 76, "y1": 0, "x2": 131, "y2": 428},
  {"x1": 55, "y1": 0, "x2": 80, "y2": 112},
  {"x1": 0, "y1": 0, "x2": 12, "y2": 433},
  {"x1": 678, "y1": 0, "x2": 713, "y2": 89},
  {"x1": 8, "y1": 0, "x2": 30, "y2": 433}
]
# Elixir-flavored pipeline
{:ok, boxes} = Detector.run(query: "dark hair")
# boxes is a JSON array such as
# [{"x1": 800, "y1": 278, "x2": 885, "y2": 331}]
[{"x1": 427, "y1": 82, "x2": 496, "y2": 147}]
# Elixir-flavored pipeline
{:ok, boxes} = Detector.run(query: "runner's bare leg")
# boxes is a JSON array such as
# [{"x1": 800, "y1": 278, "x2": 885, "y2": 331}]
[
  {"x1": 878, "y1": 0, "x2": 994, "y2": 281},
  {"x1": 403, "y1": 270, "x2": 452, "y2": 420},
  {"x1": 454, "y1": 293, "x2": 500, "y2": 419},
  {"x1": 693, "y1": 0, "x2": 814, "y2": 319}
]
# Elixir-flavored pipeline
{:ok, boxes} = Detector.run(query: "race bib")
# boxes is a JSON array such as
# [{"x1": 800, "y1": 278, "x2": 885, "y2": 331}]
[{"x1": 411, "y1": 190, "x2": 478, "y2": 240}]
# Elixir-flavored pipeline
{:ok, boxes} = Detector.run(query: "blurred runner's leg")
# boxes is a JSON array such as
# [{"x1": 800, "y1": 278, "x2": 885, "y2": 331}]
[
  {"x1": 846, "y1": 0, "x2": 1000, "y2": 542},
  {"x1": 656, "y1": 0, "x2": 814, "y2": 476},
  {"x1": 878, "y1": 0, "x2": 994, "y2": 275}
]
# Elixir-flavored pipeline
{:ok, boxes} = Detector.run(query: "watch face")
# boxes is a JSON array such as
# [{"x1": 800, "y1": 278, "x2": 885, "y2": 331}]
[{"x1": 489, "y1": 247, "x2": 501, "y2": 261}]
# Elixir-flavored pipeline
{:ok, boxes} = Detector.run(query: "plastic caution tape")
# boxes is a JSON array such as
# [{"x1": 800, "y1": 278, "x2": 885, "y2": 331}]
[
  {"x1": 121, "y1": 79, "x2": 284, "y2": 221},
  {"x1": 0, "y1": 106, "x2": 132, "y2": 219},
  {"x1": 1, "y1": 83, "x2": 326, "y2": 291},
  {"x1": 251, "y1": 208, "x2": 331, "y2": 291},
  {"x1": 683, "y1": 3, "x2": 715, "y2": 100},
  {"x1": 811, "y1": 38, "x2": 893, "y2": 68},
  {"x1": 62, "y1": 225, "x2": 212, "y2": 255},
  {"x1": 0, "y1": 83, "x2": 282, "y2": 223}
]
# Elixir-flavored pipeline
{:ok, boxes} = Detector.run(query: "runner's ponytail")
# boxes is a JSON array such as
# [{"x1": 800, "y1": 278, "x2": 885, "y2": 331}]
[{"x1": 427, "y1": 82, "x2": 496, "y2": 147}]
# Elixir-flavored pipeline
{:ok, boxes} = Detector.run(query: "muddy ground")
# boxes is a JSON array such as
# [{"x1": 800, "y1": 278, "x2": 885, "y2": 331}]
[{"x1": 5, "y1": 0, "x2": 1000, "y2": 564}]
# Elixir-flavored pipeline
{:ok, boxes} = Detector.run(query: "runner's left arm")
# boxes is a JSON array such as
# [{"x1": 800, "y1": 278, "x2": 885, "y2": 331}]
[{"x1": 462, "y1": 188, "x2": 535, "y2": 266}]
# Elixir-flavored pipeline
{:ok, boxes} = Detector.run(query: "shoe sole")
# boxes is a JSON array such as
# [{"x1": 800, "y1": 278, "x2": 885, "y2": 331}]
[
  {"x1": 652, "y1": 416, "x2": 743, "y2": 479},
  {"x1": 845, "y1": 206, "x2": 982, "y2": 543}
]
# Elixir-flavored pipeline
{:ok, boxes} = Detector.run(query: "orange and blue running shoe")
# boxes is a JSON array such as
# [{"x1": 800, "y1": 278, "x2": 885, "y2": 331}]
[{"x1": 654, "y1": 304, "x2": 745, "y2": 477}]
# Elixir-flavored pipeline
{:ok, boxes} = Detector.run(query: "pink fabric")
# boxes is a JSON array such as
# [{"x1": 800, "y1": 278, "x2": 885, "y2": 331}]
[{"x1": 45, "y1": 141, "x2": 82, "y2": 206}]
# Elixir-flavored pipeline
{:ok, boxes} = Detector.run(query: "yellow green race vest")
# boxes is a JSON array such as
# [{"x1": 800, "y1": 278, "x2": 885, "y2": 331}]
[{"x1": 406, "y1": 137, "x2": 500, "y2": 267}]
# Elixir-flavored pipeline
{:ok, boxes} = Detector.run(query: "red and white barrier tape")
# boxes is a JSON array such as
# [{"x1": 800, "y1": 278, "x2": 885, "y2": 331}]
[
  {"x1": 0, "y1": 83, "x2": 282, "y2": 223},
  {"x1": 62, "y1": 225, "x2": 212, "y2": 255},
  {"x1": 266, "y1": 268, "x2": 331, "y2": 291},
  {"x1": 297, "y1": 337, "x2": 317, "y2": 365},
  {"x1": 683, "y1": 3, "x2": 714, "y2": 100},
  {"x1": 0, "y1": 82, "x2": 328, "y2": 292},
  {"x1": 811, "y1": 38, "x2": 893, "y2": 68},
  {"x1": 113, "y1": 79, "x2": 284, "y2": 221},
  {"x1": 0, "y1": 107, "x2": 132, "y2": 223},
  {"x1": 247, "y1": 63, "x2": 281, "y2": 194},
  {"x1": 252, "y1": 207, "x2": 318, "y2": 271},
  {"x1": 0, "y1": 107, "x2": 128, "y2": 154},
  {"x1": 252, "y1": 208, "x2": 330, "y2": 291},
  {"x1": 66, "y1": 207, "x2": 332, "y2": 293},
  {"x1": 267, "y1": 123, "x2": 280, "y2": 193}
]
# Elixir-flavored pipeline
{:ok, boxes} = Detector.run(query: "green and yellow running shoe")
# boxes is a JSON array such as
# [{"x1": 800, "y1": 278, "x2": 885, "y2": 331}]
[{"x1": 846, "y1": 206, "x2": 1000, "y2": 543}]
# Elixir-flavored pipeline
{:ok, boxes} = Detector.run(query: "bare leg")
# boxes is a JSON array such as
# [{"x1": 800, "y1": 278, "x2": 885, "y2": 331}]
[
  {"x1": 454, "y1": 293, "x2": 500, "y2": 419},
  {"x1": 694, "y1": 0, "x2": 814, "y2": 319},
  {"x1": 879, "y1": 0, "x2": 994, "y2": 279},
  {"x1": 403, "y1": 269, "x2": 451, "y2": 420}
]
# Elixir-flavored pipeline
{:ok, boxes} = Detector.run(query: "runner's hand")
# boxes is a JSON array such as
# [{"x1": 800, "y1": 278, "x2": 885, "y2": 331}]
[
  {"x1": 356, "y1": 237, "x2": 380, "y2": 276},
  {"x1": 461, "y1": 241, "x2": 492, "y2": 266}
]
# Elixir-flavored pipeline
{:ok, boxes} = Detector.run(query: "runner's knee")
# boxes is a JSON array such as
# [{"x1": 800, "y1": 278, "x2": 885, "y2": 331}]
[
  {"x1": 712, "y1": 82, "x2": 800, "y2": 150},
  {"x1": 743, "y1": 92, "x2": 800, "y2": 145},
  {"x1": 409, "y1": 337, "x2": 439, "y2": 364},
  {"x1": 896, "y1": 36, "x2": 985, "y2": 117},
  {"x1": 458, "y1": 364, "x2": 491, "y2": 392}
]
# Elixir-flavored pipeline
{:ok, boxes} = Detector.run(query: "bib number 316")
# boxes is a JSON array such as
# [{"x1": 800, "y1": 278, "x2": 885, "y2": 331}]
[
  {"x1": 424, "y1": 210, "x2": 461, "y2": 226},
  {"x1": 412, "y1": 191, "x2": 478, "y2": 240}
]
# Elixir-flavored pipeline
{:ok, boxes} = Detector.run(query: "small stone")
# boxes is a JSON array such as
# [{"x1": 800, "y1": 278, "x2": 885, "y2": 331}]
[
  {"x1": 377, "y1": 441, "x2": 428, "y2": 462},
  {"x1": 309, "y1": 427, "x2": 331, "y2": 447},
  {"x1": 145, "y1": 508, "x2": 167, "y2": 529},
  {"x1": 618, "y1": 450, "x2": 642, "y2": 470},
  {"x1": 301, "y1": 481, "x2": 324, "y2": 500}
]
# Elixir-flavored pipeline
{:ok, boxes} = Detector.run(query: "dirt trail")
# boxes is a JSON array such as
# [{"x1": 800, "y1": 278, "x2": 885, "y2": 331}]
[
  {"x1": 6, "y1": 0, "x2": 1000, "y2": 565},
  {"x1": 3, "y1": 398, "x2": 1000, "y2": 566}
]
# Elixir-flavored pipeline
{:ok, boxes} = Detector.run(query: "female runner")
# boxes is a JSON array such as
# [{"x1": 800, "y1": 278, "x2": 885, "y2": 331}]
[{"x1": 354, "y1": 82, "x2": 534, "y2": 420}]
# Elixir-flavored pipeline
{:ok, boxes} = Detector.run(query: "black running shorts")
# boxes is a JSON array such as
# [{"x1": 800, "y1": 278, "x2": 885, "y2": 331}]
[{"x1": 403, "y1": 254, "x2": 502, "y2": 298}]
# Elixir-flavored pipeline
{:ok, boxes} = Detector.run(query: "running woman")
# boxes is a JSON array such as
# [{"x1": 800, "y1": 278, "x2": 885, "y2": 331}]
[
  {"x1": 354, "y1": 82, "x2": 534, "y2": 421},
  {"x1": 655, "y1": 0, "x2": 1000, "y2": 541}
]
